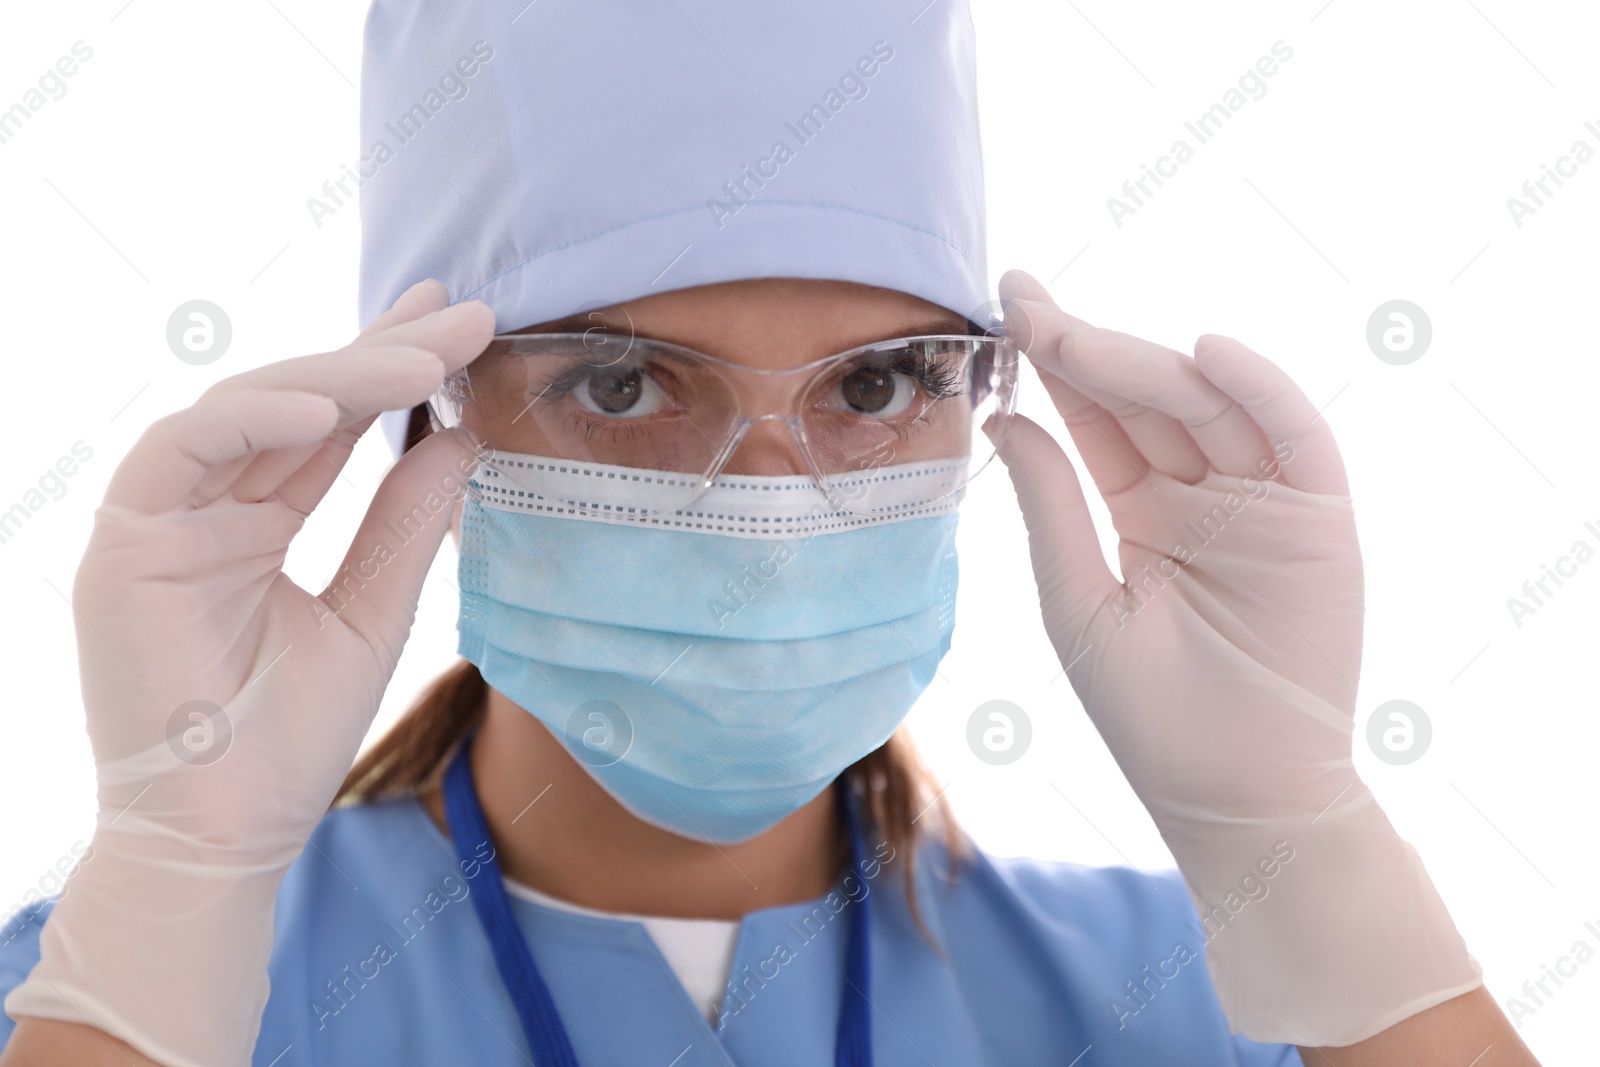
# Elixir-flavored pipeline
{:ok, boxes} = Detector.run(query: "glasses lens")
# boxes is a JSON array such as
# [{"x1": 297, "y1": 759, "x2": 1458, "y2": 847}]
[
  {"x1": 804, "y1": 335, "x2": 1019, "y2": 515},
  {"x1": 434, "y1": 333, "x2": 740, "y2": 511},
  {"x1": 432, "y1": 331, "x2": 1020, "y2": 518},
  {"x1": 435, "y1": 333, "x2": 741, "y2": 513}
]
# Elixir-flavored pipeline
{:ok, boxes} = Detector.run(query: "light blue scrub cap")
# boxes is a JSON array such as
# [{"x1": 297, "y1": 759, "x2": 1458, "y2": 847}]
[{"x1": 360, "y1": 1, "x2": 989, "y2": 460}]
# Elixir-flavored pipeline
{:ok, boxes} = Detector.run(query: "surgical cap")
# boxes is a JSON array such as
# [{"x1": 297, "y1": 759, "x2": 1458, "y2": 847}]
[{"x1": 359, "y1": 1, "x2": 989, "y2": 460}]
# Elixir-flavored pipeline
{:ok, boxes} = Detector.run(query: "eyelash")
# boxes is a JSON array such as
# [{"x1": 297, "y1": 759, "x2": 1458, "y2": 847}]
[
  {"x1": 878, "y1": 351, "x2": 963, "y2": 402},
  {"x1": 530, "y1": 347, "x2": 966, "y2": 442},
  {"x1": 564, "y1": 412, "x2": 652, "y2": 444}
]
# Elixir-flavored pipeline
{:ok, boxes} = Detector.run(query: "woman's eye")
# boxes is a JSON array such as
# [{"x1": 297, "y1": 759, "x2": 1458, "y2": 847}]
[
  {"x1": 835, "y1": 366, "x2": 916, "y2": 417},
  {"x1": 574, "y1": 364, "x2": 667, "y2": 418}
]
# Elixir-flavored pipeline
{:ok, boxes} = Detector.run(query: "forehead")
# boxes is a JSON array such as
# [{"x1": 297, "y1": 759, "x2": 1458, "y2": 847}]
[{"x1": 510, "y1": 277, "x2": 968, "y2": 361}]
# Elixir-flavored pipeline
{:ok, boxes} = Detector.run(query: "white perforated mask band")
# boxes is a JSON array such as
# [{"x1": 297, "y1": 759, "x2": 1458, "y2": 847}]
[{"x1": 468, "y1": 451, "x2": 968, "y2": 540}]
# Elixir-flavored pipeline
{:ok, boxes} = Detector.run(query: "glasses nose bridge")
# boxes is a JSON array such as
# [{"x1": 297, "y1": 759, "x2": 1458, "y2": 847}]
[
  {"x1": 699, "y1": 409, "x2": 816, "y2": 487},
  {"x1": 723, "y1": 359, "x2": 813, "y2": 420},
  {"x1": 744, "y1": 409, "x2": 796, "y2": 429}
]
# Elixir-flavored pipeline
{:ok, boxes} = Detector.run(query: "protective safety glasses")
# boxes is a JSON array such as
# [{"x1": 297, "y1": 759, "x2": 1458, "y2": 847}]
[{"x1": 429, "y1": 328, "x2": 1020, "y2": 516}]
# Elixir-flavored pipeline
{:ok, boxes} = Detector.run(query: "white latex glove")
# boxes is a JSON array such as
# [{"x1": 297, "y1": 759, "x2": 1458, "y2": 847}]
[
  {"x1": 994, "y1": 269, "x2": 1482, "y2": 1047},
  {"x1": 4, "y1": 281, "x2": 494, "y2": 1067}
]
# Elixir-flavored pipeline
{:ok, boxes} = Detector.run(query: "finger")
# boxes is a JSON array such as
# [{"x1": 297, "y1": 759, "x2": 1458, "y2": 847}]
[
  {"x1": 194, "y1": 442, "x2": 312, "y2": 509},
  {"x1": 182, "y1": 451, "x2": 257, "y2": 511},
  {"x1": 993, "y1": 412, "x2": 1121, "y2": 649},
  {"x1": 1193, "y1": 334, "x2": 1350, "y2": 495},
  {"x1": 104, "y1": 390, "x2": 340, "y2": 515},
  {"x1": 1001, "y1": 272, "x2": 1266, "y2": 478},
  {"x1": 352, "y1": 296, "x2": 496, "y2": 367},
  {"x1": 202, "y1": 292, "x2": 486, "y2": 521},
  {"x1": 315, "y1": 427, "x2": 484, "y2": 669},
  {"x1": 355, "y1": 278, "x2": 453, "y2": 343},
  {"x1": 178, "y1": 344, "x2": 441, "y2": 510},
  {"x1": 1050, "y1": 353, "x2": 1211, "y2": 484},
  {"x1": 205, "y1": 298, "x2": 494, "y2": 423},
  {"x1": 995, "y1": 268, "x2": 1060, "y2": 368},
  {"x1": 189, "y1": 283, "x2": 454, "y2": 507},
  {"x1": 196, "y1": 443, "x2": 324, "y2": 510},
  {"x1": 189, "y1": 415, "x2": 369, "y2": 510},
  {"x1": 1035, "y1": 369, "x2": 1155, "y2": 498},
  {"x1": 1003, "y1": 295, "x2": 1209, "y2": 483},
  {"x1": 102, "y1": 498, "x2": 308, "y2": 580},
  {"x1": 204, "y1": 340, "x2": 458, "y2": 429},
  {"x1": 252, "y1": 414, "x2": 381, "y2": 515},
  {"x1": 997, "y1": 267, "x2": 1053, "y2": 309},
  {"x1": 208, "y1": 413, "x2": 376, "y2": 511},
  {"x1": 1002, "y1": 270, "x2": 1214, "y2": 488},
  {"x1": 1011, "y1": 298, "x2": 1272, "y2": 481}
]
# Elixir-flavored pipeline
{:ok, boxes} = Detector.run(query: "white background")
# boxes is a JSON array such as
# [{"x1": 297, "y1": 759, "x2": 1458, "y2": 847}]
[{"x1": 1, "y1": 1, "x2": 1596, "y2": 1062}]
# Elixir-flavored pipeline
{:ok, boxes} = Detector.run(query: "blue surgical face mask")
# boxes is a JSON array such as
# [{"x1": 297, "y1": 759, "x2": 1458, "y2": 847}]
[{"x1": 455, "y1": 451, "x2": 961, "y2": 844}]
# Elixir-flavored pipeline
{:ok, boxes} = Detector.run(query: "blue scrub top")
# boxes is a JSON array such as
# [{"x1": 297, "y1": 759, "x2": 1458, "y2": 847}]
[{"x1": 0, "y1": 795, "x2": 1302, "y2": 1066}]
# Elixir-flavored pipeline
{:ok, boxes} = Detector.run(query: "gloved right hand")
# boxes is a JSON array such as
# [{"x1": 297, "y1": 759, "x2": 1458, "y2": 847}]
[{"x1": 3, "y1": 280, "x2": 494, "y2": 1067}]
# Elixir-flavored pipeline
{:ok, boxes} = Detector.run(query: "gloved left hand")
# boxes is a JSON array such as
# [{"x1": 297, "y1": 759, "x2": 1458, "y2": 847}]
[
  {"x1": 3, "y1": 281, "x2": 493, "y2": 1067},
  {"x1": 993, "y1": 268, "x2": 1481, "y2": 1047}
]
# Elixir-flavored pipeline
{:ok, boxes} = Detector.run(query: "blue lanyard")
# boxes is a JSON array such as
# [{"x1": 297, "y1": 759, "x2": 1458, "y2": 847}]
[{"x1": 441, "y1": 731, "x2": 876, "y2": 1066}]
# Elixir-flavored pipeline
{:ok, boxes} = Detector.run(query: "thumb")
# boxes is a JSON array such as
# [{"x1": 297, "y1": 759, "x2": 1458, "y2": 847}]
[
  {"x1": 994, "y1": 413, "x2": 1118, "y2": 650},
  {"x1": 321, "y1": 427, "x2": 483, "y2": 667}
]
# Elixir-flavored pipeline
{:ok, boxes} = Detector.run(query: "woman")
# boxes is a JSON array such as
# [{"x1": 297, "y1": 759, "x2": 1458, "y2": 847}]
[{"x1": 0, "y1": 0, "x2": 1536, "y2": 1064}]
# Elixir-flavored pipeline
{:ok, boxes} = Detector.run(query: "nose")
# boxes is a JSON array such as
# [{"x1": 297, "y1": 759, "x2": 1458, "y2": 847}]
[{"x1": 712, "y1": 414, "x2": 810, "y2": 478}]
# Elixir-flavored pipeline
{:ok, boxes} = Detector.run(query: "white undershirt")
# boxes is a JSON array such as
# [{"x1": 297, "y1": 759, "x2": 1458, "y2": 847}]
[{"x1": 501, "y1": 875, "x2": 740, "y2": 1024}]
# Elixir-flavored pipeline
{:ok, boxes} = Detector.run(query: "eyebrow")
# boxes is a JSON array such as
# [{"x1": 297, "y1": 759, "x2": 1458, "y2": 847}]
[
  {"x1": 883, "y1": 315, "x2": 974, "y2": 340},
  {"x1": 519, "y1": 312, "x2": 620, "y2": 334}
]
